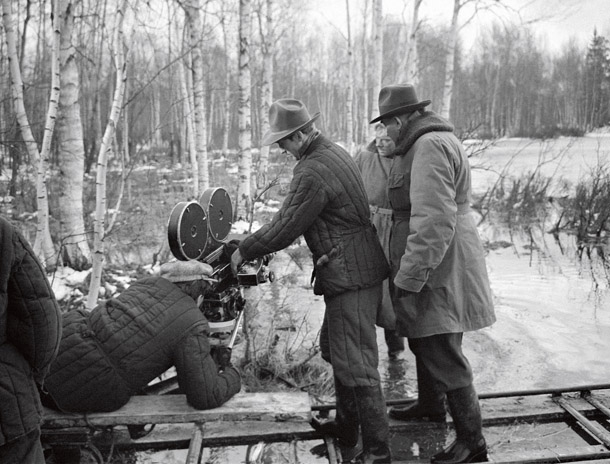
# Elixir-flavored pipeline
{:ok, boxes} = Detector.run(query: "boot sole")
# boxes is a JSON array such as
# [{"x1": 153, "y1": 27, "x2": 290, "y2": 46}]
[
  {"x1": 388, "y1": 411, "x2": 446, "y2": 422},
  {"x1": 468, "y1": 448, "x2": 488, "y2": 462},
  {"x1": 431, "y1": 447, "x2": 488, "y2": 463}
]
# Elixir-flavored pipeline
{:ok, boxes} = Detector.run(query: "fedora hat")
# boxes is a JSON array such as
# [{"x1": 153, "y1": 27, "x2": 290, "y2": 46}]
[
  {"x1": 370, "y1": 84, "x2": 431, "y2": 124},
  {"x1": 262, "y1": 99, "x2": 320, "y2": 146}
]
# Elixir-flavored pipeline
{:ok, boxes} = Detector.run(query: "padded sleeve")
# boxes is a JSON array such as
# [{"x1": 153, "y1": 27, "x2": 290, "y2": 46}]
[
  {"x1": 6, "y1": 228, "x2": 62, "y2": 383},
  {"x1": 173, "y1": 326, "x2": 241, "y2": 410},
  {"x1": 239, "y1": 168, "x2": 327, "y2": 259}
]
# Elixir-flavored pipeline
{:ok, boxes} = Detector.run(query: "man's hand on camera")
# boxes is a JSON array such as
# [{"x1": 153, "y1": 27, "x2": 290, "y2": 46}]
[
  {"x1": 231, "y1": 249, "x2": 244, "y2": 276},
  {"x1": 222, "y1": 239, "x2": 241, "y2": 261},
  {"x1": 211, "y1": 346, "x2": 233, "y2": 371}
]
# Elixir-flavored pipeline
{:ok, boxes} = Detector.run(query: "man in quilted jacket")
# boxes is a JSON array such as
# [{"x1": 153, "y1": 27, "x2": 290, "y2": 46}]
[
  {"x1": 0, "y1": 216, "x2": 62, "y2": 464},
  {"x1": 42, "y1": 259, "x2": 241, "y2": 413},
  {"x1": 231, "y1": 99, "x2": 393, "y2": 463}
]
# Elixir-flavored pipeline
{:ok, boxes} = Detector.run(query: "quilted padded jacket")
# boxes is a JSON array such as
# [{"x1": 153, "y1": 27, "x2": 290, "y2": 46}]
[
  {"x1": 44, "y1": 277, "x2": 241, "y2": 412},
  {"x1": 240, "y1": 134, "x2": 389, "y2": 297},
  {"x1": 0, "y1": 216, "x2": 62, "y2": 446}
]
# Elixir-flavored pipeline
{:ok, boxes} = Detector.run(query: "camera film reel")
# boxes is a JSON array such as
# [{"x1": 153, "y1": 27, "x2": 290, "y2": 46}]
[
  {"x1": 199, "y1": 187, "x2": 233, "y2": 244},
  {"x1": 167, "y1": 201, "x2": 208, "y2": 261}
]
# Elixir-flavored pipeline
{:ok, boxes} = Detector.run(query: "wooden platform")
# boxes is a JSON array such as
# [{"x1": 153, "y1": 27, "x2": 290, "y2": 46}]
[
  {"x1": 42, "y1": 391, "x2": 312, "y2": 429},
  {"x1": 41, "y1": 386, "x2": 610, "y2": 463},
  {"x1": 42, "y1": 391, "x2": 312, "y2": 463}
]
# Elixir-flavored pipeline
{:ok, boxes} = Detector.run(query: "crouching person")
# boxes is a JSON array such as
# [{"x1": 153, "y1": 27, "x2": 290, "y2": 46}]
[{"x1": 42, "y1": 259, "x2": 241, "y2": 413}]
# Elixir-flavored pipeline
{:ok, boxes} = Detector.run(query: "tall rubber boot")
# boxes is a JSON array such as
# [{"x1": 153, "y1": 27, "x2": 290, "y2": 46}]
[
  {"x1": 355, "y1": 385, "x2": 392, "y2": 464},
  {"x1": 389, "y1": 357, "x2": 446, "y2": 422},
  {"x1": 431, "y1": 384, "x2": 487, "y2": 463},
  {"x1": 310, "y1": 378, "x2": 363, "y2": 462}
]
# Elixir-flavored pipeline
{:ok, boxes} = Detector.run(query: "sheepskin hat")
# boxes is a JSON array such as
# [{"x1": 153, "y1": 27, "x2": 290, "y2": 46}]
[{"x1": 159, "y1": 260, "x2": 214, "y2": 283}]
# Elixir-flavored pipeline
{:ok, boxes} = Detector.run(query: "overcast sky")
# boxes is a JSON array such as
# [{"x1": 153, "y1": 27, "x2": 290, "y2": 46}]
[{"x1": 313, "y1": 0, "x2": 610, "y2": 54}]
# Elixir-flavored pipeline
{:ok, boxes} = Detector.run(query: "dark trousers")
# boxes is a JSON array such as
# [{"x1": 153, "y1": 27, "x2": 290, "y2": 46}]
[
  {"x1": 385, "y1": 328, "x2": 405, "y2": 354},
  {"x1": 0, "y1": 429, "x2": 45, "y2": 464},
  {"x1": 408, "y1": 332, "x2": 473, "y2": 394}
]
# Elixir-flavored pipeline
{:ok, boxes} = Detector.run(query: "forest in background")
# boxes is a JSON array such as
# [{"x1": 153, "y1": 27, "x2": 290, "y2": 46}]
[{"x1": 1, "y1": 0, "x2": 610, "y2": 307}]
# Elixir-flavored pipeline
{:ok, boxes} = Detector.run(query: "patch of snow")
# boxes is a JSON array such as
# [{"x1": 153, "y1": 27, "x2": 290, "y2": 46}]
[
  {"x1": 232, "y1": 220, "x2": 264, "y2": 234},
  {"x1": 254, "y1": 203, "x2": 279, "y2": 214}
]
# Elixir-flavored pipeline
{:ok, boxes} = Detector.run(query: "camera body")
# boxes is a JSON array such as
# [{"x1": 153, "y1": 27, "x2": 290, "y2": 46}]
[{"x1": 166, "y1": 187, "x2": 274, "y2": 346}]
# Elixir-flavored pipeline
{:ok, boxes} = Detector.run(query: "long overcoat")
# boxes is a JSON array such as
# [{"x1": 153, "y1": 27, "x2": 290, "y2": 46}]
[{"x1": 388, "y1": 112, "x2": 496, "y2": 338}]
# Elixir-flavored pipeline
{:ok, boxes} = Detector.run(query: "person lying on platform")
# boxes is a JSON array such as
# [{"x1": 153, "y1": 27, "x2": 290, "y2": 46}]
[{"x1": 40, "y1": 259, "x2": 241, "y2": 413}]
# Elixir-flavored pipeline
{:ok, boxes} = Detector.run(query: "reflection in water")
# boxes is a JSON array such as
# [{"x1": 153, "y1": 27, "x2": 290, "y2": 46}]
[
  {"x1": 575, "y1": 239, "x2": 610, "y2": 292},
  {"x1": 389, "y1": 424, "x2": 450, "y2": 461},
  {"x1": 382, "y1": 358, "x2": 414, "y2": 401}
]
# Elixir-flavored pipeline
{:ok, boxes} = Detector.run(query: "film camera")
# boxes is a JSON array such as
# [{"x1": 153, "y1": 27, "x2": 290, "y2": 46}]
[{"x1": 167, "y1": 187, "x2": 274, "y2": 347}]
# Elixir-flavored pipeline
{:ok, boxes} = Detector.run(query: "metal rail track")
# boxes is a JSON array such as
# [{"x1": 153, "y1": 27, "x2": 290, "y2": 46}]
[{"x1": 43, "y1": 383, "x2": 610, "y2": 463}]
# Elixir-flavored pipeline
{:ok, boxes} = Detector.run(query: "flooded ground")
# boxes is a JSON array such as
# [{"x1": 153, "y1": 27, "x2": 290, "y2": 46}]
[{"x1": 130, "y1": 135, "x2": 610, "y2": 463}]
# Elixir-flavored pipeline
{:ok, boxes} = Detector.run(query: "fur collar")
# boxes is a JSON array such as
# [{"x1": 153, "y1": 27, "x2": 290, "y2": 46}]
[{"x1": 390, "y1": 111, "x2": 453, "y2": 157}]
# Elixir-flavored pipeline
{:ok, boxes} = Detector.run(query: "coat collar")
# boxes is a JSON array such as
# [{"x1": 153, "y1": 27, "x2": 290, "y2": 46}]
[
  {"x1": 298, "y1": 131, "x2": 324, "y2": 159},
  {"x1": 390, "y1": 110, "x2": 453, "y2": 157}
]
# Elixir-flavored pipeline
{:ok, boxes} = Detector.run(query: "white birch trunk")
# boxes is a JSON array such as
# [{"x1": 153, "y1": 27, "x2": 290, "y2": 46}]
[
  {"x1": 236, "y1": 0, "x2": 252, "y2": 221},
  {"x1": 345, "y1": 0, "x2": 353, "y2": 154},
  {"x1": 257, "y1": 0, "x2": 273, "y2": 189},
  {"x1": 222, "y1": 81, "x2": 231, "y2": 156},
  {"x1": 123, "y1": 76, "x2": 130, "y2": 164},
  {"x1": 370, "y1": 0, "x2": 383, "y2": 123},
  {"x1": 153, "y1": 92, "x2": 163, "y2": 148},
  {"x1": 361, "y1": 0, "x2": 370, "y2": 142},
  {"x1": 86, "y1": 2, "x2": 128, "y2": 310},
  {"x1": 183, "y1": 0, "x2": 209, "y2": 193},
  {"x1": 57, "y1": 0, "x2": 91, "y2": 270},
  {"x1": 406, "y1": 0, "x2": 422, "y2": 85},
  {"x1": 221, "y1": 12, "x2": 231, "y2": 155},
  {"x1": 106, "y1": 131, "x2": 125, "y2": 234},
  {"x1": 1, "y1": 0, "x2": 57, "y2": 267},
  {"x1": 440, "y1": 0, "x2": 460, "y2": 119},
  {"x1": 180, "y1": 57, "x2": 198, "y2": 198}
]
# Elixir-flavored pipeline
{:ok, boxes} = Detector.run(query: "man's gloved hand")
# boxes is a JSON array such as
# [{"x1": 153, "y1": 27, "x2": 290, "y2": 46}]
[
  {"x1": 222, "y1": 239, "x2": 241, "y2": 261},
  {"x1": 231, "y1": 249, "x2": 244, "y2": 276},
  {"x1": 211, "y1": 346, "x2": 233, "y2": 371}
]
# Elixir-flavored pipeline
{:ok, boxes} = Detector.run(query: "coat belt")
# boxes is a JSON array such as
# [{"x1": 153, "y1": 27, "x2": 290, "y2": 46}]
[{"x1": 370, "y1": 205, "x2": 392, "y2": 216}]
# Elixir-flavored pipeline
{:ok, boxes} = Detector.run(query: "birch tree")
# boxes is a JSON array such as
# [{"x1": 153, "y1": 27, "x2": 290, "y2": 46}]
[
  {"x1": 370, "y1": 0, "x2": 383, "y2": 122},
  {"x1": 440, "y1": 0, "x2": 461, "y2": 119},
  {"x1": 256, "y1": 0, "x2": 274, "y2": 189},
  {"x1": 440, "y1": 0, "x2": 504, "y2": 119},
  {"x1": 345, "y1": 0, "x2": 354, "y2": 154},
  {"x1": 1, "y1": 0, "x2": 59, "y2": 268},
  {"x1": 180, "y1": 54, "x2": 198, "y2": 198},
  {"x1": 405, "y1": 0, "x2": 422, "y2": 85},
  {"x1": 361, "y1": 0, "x2": 370, "y2": 141},
  {"x1": 236, "y1": 0, "x2": 252, "y2": 221},
  {"x1": 183, "y1": 0, "x2": 209, "y2": 195},
  {"x1": 57, "y1": 0, "x2": 91, "y2": 270},
  {"x1": 86, "y1": 1, "x2": 128, "y2": 309},
  {"x1": 220, "y1": 4, "x2": 233, "y2": 155}
]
